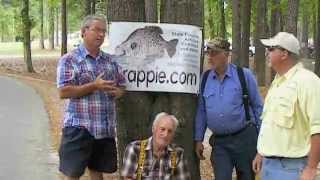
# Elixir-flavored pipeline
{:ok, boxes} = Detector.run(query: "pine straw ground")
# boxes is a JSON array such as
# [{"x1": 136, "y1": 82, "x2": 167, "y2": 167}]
[{"x1": 0, "y1": 57, "x2": 269, "y2": 180}]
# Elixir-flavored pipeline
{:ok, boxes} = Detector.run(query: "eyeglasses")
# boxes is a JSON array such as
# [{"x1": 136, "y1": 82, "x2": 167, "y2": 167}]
[
  {"x1": 204, "y1": 50, "x2": 219, "y2": 56},
  {"x1": 204, "y1": 49, "x2": 228, "y2": 57},
  {"x1": 86, "y1": 27, "x2": 106, "y2": 34}
]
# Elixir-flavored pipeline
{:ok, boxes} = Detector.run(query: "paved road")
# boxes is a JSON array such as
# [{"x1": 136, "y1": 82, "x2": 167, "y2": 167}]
[{"x1": 0, "y1": 76, "x2": 58, "y2": 180}]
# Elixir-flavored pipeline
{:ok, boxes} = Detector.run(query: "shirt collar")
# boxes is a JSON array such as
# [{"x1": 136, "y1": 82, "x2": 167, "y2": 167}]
[
  {"x1": 211, "y1": 63, "x2": 232, "y2": 79},
  {"x1": 273, "y1": 63, "x2": 302, "y2": 86},
  {"x1": 145, "y1": 137, "x2": 174, "y2": 152},
  {"x1": 78, "y1": 44, "x2": 103, "y2": 63},
  {"x1": 274, "y1": 63, "x2": 302, "y2": 82},
  {"x1": 283, "y1": 62, "x2": 302, "y2": 79}
]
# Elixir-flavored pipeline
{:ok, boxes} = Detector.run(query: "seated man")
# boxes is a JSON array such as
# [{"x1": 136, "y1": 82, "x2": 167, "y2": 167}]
[{"x1": 121, "y1": 112, "x2": 191, "y2": 180}]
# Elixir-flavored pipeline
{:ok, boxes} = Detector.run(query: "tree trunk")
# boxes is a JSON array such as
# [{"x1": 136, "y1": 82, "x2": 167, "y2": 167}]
[
  {"x1": 145, "y1": 0, "x2": 158, "y2": 22},
  {"x1": 160, "y1": 0, "x2": 202, "y2": 179},
  {"x1": 266, "y1": 0, "x2": 281, "y2": 85},
  {"x1": 315, "y1": 0, "x2": 320, "y2": 76},
  {"x1": 39, "y1": 0, "x2": 45, "y2": 49},
  {"x1": 270, "y1": 0, "x2": 281, "y2": 36},
  {"x1": 21, "y1": 0, "x2": 34, "y2": 72},
  {"x1": 314, "y1": 2, "x2": 317, "y2": 62},
  {"x1": 48, "y1": 3, "x2": 55, "y2": 50},
  {"x1": 218, "y1": 0, "x2": 226, "y2": 39},
  {"x1": 255, "y1": 0, "x2": 267, "y2": 86},
  {"x1": 84, "y1": 0, "x2": 92, "y2": 16},
  {"x1": 0, "y1": 23, "x2": 3, "y2": 42},
  {"x1": 108, "y1": 0, "x2": 145, "y2": 22},
  {"x1": 285, "y1": 0, "x2": 299, "y2": 36},
  {"x1": 91, "y1": 0, "x2": 96, "y2": 14},
  {"x1": 207, "y1": 0, "x2": 215, "y2": 39},
  {"x1": 96, "y1": 0, "x2": 107, "y2": 15},
  {"x1": 61, "y1": 0, "x2": 67, "y2": 55},
  {"x1": 240, "y1": 0, "x2": 251, "y2": 67},
  {"x1": 107, "y1": 0, "x2": 149, "y2": 176},
  {"x1": 108, "y1": 0, "x2": 202, "y2": 179},
  {"x1": 301, "y1": 4, "x2": 309, "y2": 58},
  {"x1": 55, "y1": 7, "x2": 59, "y2": 47},
  {"x1": 232, "y1": 0, "x2": 241, "y2": 64}
]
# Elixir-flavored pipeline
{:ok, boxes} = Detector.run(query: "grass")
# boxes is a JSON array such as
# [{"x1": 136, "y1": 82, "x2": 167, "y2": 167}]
[
  {"x1": 0, "y1": 42, "x2": 71, "y2": 56},
  {"x1": 0, "y1": 42, "x2": 23, "y2": 55}
]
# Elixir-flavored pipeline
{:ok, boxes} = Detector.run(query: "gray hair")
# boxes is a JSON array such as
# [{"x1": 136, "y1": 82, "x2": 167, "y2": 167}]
[
  {"x1": 152, "y1": 112, "x2": 179, "y2": 132},
  {"x1": 81, "y1": 15, "x2": 106, "y2": 29}
]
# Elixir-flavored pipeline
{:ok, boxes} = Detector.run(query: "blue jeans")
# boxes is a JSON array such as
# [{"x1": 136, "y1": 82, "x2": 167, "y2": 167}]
[
  {"x1": 210, "y1": 125, "x2": 258, "y2": 180},
  {"x1": 260, "y1": 157, "x2": 307, "y2": 180}
]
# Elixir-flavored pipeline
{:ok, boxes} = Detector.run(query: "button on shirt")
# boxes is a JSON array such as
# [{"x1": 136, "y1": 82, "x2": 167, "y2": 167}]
[
  {"x1": 258, "y1": 63, "x2": 320, "y2": 157},
  {"x1": 194, "y1": 63, "x2": 263, "y2": 141},
  {"x1": 57, "y1": 44, "x2": 126, "y2": 139}
]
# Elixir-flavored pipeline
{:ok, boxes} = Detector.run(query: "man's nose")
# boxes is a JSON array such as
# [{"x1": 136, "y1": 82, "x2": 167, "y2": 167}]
[
  {"x1": 162, "y1": 130, "x2": 168, "y2": 137},
  {"x1": 98, "y1": 32, "x2": 105, "y2": 37}
]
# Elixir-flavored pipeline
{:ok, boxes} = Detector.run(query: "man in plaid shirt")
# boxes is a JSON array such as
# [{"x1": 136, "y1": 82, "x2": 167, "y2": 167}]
[
  {"x1": 57, "y1": 15, "x2": 125, "y2": 180},
  {"x1": 121, "y1": 112, "x2": 191, "y2": 180}
]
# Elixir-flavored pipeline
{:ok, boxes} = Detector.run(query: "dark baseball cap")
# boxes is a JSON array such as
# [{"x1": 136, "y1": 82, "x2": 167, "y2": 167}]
[{"x1": 205, "y1": 37, "x2": 230, "y2": 52}]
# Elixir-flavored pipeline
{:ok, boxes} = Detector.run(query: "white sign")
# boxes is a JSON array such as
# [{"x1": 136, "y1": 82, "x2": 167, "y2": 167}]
[{"x1": 106, "y1": 22, "x2": 202, "y2": 94}]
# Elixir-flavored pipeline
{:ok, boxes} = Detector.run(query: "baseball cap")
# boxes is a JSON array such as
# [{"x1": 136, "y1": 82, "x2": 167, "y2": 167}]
[
  {"x1": 205, "y1": 37, "x2": 230, "y2": 52},
  {"x1": 260, "y1": 32, "x2": 300, "y2": 55}
]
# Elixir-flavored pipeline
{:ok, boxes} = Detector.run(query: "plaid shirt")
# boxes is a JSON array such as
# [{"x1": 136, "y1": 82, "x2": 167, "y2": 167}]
[
  {"x1": 121, "y1": 137, "x2": 191, "y2": 180},
  {"x1": 57, "y1": 44, "x2": 125, "y2": 139}
]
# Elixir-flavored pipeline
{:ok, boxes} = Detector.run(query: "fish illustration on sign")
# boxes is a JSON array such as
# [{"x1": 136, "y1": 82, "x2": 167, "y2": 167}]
[{"x1": 115, "y1": 26, "x2": 179, "y2": 60}]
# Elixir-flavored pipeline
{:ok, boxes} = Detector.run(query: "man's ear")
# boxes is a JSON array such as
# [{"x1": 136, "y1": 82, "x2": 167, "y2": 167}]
[
  {"x1": 281, "y1": 50, "x2": 289, "y2": 61},
  {"x1": 81, "y1": 28, "x2": 86, "y2": 38}
]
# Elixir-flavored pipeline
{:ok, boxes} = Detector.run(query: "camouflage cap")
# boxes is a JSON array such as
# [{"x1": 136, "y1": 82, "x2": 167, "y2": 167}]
[{"x1": 206, "y1": 37, "x2": 230, "y2": 52}]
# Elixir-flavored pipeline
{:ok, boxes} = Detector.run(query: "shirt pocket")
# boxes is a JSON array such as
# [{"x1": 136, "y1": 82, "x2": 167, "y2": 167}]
[
  {"x1": 231, "y1": 86, "x2": 242, "y2": 105},
  {"x1": 203, "y1": 90, "x2": 215, "y2": 109},
  {"x1": 273, "y1": 85, "x2": 297, "y2": 128}
]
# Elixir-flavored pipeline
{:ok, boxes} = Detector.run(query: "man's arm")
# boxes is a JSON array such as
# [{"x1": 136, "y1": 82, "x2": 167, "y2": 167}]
[
  {"x1": 300, "y1": 134, "x2": 320, "y2": 180},
  {"x1": 245, "y1": 69, "x2": 263, "y2": 128},
  {"x1": 306, "y1": 134, "x2": 320, "y2": 168},
  {"x1": 194, "y1": 84, "x2": 207, "y2": 160},
  {"x1": 109, "y1": 86, "x2": 126, "y2": 99},
  {"x1": 59, "y1": 73, "x2": 117, "y2": 99},
  {"x1": 300, "y1": 77, "x2": 320, "y2": 180}
]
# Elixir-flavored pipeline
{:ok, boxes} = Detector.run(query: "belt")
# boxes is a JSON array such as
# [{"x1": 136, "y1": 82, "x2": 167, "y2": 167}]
[
  {"x1": 265, "y1": 156, "x2": 307, "y2": 159},
  {"x1": 214, "y1": 124, "x2": 253, "y2": 138}
]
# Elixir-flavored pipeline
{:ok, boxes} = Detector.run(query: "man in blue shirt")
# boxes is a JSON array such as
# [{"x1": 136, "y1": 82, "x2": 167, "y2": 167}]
[{"x1": 194, "y1": 38, "x2": 263, "y2": 180}]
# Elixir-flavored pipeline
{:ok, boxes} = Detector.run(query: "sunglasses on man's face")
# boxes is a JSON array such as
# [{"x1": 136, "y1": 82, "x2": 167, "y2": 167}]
[{"x1": 267, "y1": 46, "x2": 286, "y2": 52}]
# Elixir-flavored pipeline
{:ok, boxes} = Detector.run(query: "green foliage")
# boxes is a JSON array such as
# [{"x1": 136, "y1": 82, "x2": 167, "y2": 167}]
[
  {"x1": 1, "y1": 0, "x2": 318, "y2": 43},
  {"x1": 67, "y1": 0, "x2": 83, "y2": 32},
  {"x1": 0, "y1": 4, "x2": 15, "y2": 41},
  {"x1": 204, "y1": 0, "x2": 232, "y2": 40}
]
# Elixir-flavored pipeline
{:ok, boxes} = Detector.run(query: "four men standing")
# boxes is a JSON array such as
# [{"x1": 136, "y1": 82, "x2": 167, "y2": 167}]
[{"x1": 56, "y1": 14, "x2": 320, "y2": 179}]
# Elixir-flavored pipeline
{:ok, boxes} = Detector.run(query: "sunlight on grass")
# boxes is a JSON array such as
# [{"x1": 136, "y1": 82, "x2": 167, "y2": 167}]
[
  {"x1": 0, "y1": 42, "x2": 63, "y2": 56},
  {"x1": 0, "y1": 42, "x2": 23, "y2": 55}
]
